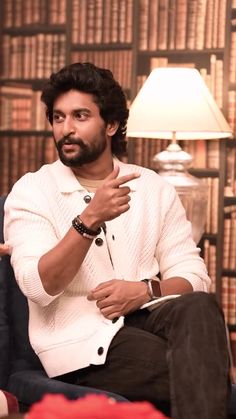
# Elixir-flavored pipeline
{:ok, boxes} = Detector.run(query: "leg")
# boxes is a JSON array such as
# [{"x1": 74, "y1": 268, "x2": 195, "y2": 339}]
[
  {"x1": 56, "y1": 292, "x2": 230, "y2": 418},
  {"x1": 131, "y1": 292, "x2": 230, "y2": 419},
  {"x1": 74, "y1": 325, "x2": 171, "y2": 414}
]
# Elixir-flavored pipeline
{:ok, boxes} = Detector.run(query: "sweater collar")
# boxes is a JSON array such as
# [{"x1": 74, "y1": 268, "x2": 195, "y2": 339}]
[{"x1": 49, "y1": 159, "x2": 138, "y2": 193}]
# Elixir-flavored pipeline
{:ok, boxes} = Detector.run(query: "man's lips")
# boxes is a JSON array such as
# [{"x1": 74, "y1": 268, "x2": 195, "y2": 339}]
[{"x1": 62, "y1": 143, "x2": 79, "y2": 150}]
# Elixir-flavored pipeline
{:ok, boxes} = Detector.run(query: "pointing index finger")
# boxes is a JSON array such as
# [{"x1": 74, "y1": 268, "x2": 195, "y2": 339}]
[{"x1": 112, "y1": 172, "x2": 140, "y2": 187}]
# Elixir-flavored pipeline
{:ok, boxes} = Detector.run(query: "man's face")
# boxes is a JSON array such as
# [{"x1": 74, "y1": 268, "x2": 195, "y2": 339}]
[{"x1": 52, "y1": 89, "x2": 110, "y2": 167}]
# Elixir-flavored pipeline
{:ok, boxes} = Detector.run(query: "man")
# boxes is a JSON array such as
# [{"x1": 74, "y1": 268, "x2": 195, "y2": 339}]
[{"x1": 4, "y1": 63, "x2": 229, "y2": 418}]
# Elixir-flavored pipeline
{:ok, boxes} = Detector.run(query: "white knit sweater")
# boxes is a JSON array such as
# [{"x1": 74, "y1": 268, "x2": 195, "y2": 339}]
[{"x1": 4, "y1": 159, "x2": 210, "y2": 377}]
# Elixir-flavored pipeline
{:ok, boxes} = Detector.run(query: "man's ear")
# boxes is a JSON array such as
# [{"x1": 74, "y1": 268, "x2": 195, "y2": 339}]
[{"x1": 106, "y1": 121, "x2": 119, "y2": 136}]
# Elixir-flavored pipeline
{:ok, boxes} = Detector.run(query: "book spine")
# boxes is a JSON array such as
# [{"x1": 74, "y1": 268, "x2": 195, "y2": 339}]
[
  {"x1": 186, "y1": 0, "x2": 197, "y2": 49},
  {"x1": 175, "y1": 0, "x2": 187, "y2": 50},
  {"x1": 204, "y1": 0, "x2": 214, "y2": 48},
  {"x1": 2, "y1": 0, "x2": 14, "y2": 28},
  {"x1": 138, "y1": 0, "x2": 149, "y2": 50},
  {"x1": 148, "y1": 0, "x2": 159, "y2": 51},
  {"x1": 157, "y1": 0, "x2": 168, "y2": 50},
  {"x1": 221, "y1": 276, "x2": 229, "y2": 323},
  {"x1": 86, "y1": 0, "x2": 96, "y2": 44},
  {"x1": 195, "y1": 0, "x2": 207, "y2": 50}
]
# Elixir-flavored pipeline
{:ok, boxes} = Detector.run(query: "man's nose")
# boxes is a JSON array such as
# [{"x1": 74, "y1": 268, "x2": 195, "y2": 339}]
[{"x1": 62, "y1": 117, "x2": 76, "y2": 137}]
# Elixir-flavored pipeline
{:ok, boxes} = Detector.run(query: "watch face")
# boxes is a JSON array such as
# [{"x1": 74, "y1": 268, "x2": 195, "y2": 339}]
[{"x1": 151, "y1": 280, "x2": 161, "y2": 298}]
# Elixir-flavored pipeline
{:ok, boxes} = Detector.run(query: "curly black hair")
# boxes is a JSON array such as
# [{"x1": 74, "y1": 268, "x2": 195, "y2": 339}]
[{"x1": 41, "y1": 62, "x2": 129, "y2": 156}]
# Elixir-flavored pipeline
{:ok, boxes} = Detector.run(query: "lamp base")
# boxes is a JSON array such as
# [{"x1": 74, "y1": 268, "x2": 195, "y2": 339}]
[{"x1": 154, "y1": 144, "x2": 208, "y2": 244}]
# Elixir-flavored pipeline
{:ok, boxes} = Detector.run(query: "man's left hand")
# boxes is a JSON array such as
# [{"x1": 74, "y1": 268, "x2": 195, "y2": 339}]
[{"x1": 87, "y1": 279, "x2": 150, "y2": 320}]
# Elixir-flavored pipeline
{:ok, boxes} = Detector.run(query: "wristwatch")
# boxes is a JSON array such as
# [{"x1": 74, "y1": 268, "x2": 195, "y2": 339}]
[{"x1": 141, "y1": 278, "x2": 162, "y2": 300}]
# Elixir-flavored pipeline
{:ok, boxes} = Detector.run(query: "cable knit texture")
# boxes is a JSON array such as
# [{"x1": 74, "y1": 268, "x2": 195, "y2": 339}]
[{"x1": 4, "y1": 159, "x2": 210, "y2": 377}]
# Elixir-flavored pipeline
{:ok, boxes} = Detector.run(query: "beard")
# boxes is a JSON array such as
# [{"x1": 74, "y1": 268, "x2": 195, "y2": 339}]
[{"x1": 54, "y1": 130, "x2": 107, "y2": 168}]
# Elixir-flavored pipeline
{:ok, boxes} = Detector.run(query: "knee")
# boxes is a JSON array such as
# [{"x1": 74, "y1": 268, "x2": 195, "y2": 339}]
[
  {"x1": 177, "y1": 291, "x2": 225, "y2": 324},
  {"x1": 182, "y1": 291, "x2": 219, "y2": 310}
]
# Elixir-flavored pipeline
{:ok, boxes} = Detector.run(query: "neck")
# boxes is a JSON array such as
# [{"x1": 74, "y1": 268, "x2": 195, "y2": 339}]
[{"x1": 72, "y1": 154, "x2": 114, "y2": 180}]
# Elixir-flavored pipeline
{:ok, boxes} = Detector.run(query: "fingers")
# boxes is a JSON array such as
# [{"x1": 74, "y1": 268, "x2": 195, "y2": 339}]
[
  {"x1": 96, "y1": 298, "x2": 121, "y2": 320},
  {"x1": 100, "y1": 307, "x2": 120, "y2": 320},
  {"x1": 87, "y1": 291, "x2": 120, "y2": 320},
  {"x1": 112, "y1": 172, "x2": 140, "y2": 188},
  {"x1": 96, "y1": 297, "x2": 111, "y2": 309},
  {"x1": 116, "y1": 186, "x2": 131, "y2": 196},
  {"x1": 87, "y1": 283, "x2": 111, "y2": 301},
  {"x1": 88, "y1": 289, "x2": 110, "y2": 301},
  {"x1": 87, "y1": 280, "x2": 125, "y2": 320},
  {"x1": 104, "y1": 166, "x2": 140, "y2": 188}
]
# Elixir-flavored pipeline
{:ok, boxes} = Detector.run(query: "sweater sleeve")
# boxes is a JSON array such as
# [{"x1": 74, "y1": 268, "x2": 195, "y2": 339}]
[
  {"x1": 155, "y1": 184, "x2": 211, "y2": 292},
  {"x1": 4, "y1": 174, "x2": 63, "y2": 306}
]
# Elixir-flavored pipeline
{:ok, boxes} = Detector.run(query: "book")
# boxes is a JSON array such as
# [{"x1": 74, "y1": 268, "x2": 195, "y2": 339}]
[
  {"x1": 139, "y1": 0, "x2": 149, "y2": 50},
  {"x1": 204, "y1": 0, "x2": 214, "y2": 48},
  {"x1": 221, "y1": 276, "x2": 229, "y2": 323},
  {"x1": 86, "y1": 0, "x2": 96, "y2": 44},
  {"x1": 223, "y1": 218, "x2": 231, "y2": 269},
  {"x1": 186, "y1": 0, "x2": 197, "y2": 49},
  {"x1": 94, "y1": 0, "x2": 103, "y2": 44},
  {"x1": 175, "y1": 0, "x2": 187, "y2": 50},
  {"x1": 110, "y1": 0, "x2": 119, "y2": 43},
  {"x1": 148, "y1": 0, "x2": 159, "y2": 51},
  {"x1": 229, "y1": 32, "x2": 236, "y2": 84},
  {"x1": 168, "y1": 0, "x2": 176, "y2": 50},
  {"x1": 195, "y1": 0, "x2": 207, "y2": 50},
  {"x1": 158, "y1": 0, "x2": 168, "y2": 50}
]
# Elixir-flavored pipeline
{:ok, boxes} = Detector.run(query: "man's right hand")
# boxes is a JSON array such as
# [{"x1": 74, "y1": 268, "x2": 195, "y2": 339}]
[
  {"x1": 81, "y1": 166, "x2": 140, "y2": 228},
  {"x1": 38, "y1": 166, "x2": 140, "y2": 296}
]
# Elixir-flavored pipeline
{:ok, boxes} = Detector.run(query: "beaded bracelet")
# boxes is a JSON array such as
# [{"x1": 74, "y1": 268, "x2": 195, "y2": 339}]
[{"x1": 72, "y1": 215, "x2": 101, "y2": 240}]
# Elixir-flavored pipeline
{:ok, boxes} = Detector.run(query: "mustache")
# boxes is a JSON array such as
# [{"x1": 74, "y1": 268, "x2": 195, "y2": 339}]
[{"x1": 57, "y1": 137, "x2": 87, "y2": 149}]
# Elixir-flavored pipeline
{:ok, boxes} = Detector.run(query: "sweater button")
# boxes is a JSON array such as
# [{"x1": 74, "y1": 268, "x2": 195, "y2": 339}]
[
  {"x1": 97, "y1": 346, "x2": 104, "y2": 355},
  {"x1": 84, "y1": 195, "x2": 91, "y2": 204},
  {"x1": 95, "y1": 238, "x2": 103, "y2": 246}
]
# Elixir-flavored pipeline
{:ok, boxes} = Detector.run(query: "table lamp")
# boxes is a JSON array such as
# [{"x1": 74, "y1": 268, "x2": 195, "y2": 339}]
[{"x1": 127, "y1": 67, "x2": 232, "y2": 243}]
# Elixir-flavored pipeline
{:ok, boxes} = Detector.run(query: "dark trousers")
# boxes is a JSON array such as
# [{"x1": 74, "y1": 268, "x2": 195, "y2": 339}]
[{"x1": 57, "y1": 292, "x2": 230, "y2": 419}]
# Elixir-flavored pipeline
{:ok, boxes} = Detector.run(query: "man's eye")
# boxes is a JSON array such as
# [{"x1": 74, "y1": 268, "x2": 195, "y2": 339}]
[
  {"x1": 75, "y1": 112, "x2": 87, "y2": 120},
  {"x1": 53, "y1": 114, "x2": 63, "y2": 122}
]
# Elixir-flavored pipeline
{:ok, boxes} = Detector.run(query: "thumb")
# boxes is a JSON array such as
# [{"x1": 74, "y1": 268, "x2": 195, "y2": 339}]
[{"x1": 105, "y1": 165, "x2": 120, "y2": 181}]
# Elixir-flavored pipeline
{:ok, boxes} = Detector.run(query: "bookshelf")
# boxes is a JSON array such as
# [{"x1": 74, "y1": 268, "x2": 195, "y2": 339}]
[
  {"x1": 0, "y1": 0, "x2": 69, "y2": 194},
  {"x1": 0, "y1": 0, "x2": 236, "y2": 339}
]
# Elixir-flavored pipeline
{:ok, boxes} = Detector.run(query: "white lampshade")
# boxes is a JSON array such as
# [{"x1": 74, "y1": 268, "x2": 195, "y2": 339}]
[
  {"x1": 126, "y1": 67, "x2": 233, "y2": 244},
  {"x1": 127, "y1": 67, "x2": 232, "y2": 140}
]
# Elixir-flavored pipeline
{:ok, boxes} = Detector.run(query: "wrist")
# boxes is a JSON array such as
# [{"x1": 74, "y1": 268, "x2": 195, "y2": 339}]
[
  {"x1": 80, "y1": 210, "x2": 102, "y2": 231},
  {"x1": 72, "y1": 215, "x2": 101, "y2": 240},
  {"x1": 140, "y1": 280, "x2": 152, "y2": 302}
]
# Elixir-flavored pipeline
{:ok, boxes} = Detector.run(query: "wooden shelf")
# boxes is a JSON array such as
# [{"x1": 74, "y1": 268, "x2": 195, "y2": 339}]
[
  {"x1": 0, "y1": 130, "x2": 52, "y2": 136},
  {"x1": 71, "y1": 43, "x2": 133, "y2": 51},
  {"x1": 189, "y1": 168, "x2": 219, "y2": 178},
  {"x1": 2, "y1": 25, "x2": 66, "y2": 35}
]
